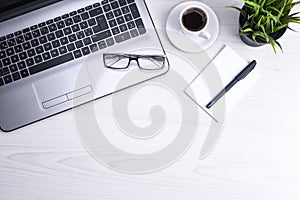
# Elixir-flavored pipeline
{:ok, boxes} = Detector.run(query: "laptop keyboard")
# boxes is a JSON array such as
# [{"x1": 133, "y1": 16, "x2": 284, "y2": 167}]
[{"x1": 0, "y1": 0, "x2": 146, "y2": 87}]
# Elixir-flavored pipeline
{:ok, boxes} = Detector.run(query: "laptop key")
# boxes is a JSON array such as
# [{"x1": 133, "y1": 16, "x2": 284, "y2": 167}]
[
  {"x1": 83, "y1": 37, "x2": 92, "y2": 45},
  {"x1": 54, "y1": 16, "x2": 62, "y2": 22},
  {"x1": 19, "y1": 52, "x2": 27, "y2": 60},
  {"x1": 12, "y1": 72, "x2": 21, "y2": 81},
  {"x1": 81, "y1": 12, "x2": 89, "y2": 20},
  {"x1": 36, "y1": 46, "x2": 44, "y2": 54},
  {"x1": 0, "y1": 78, "x2": 4, "y2": 86},
  {"x1": 57, "y1": 21, "x2": 66, "y2": 29},
  {"x1": 9, "y1": 64, "x2": 18, "y2": 73},
  {"x1": 76, "y1": 31, "x2": 85, "y2": 40},
  {"x1": 50, "y1": 49, "x2": 59, "y2": 57},
  {"x1": 75, "y1": 40, "x2": 84, "y2": 48},
  {"x1": 101, "y1": 0, "x2": 109, "y2": 5},
  {"x1": 4, "y1": 75, "x2": 12, "y2": 84},
  {"x1": 68, "y1": 34, "x2": 77, "y2": 42},
  {"x1": 119, "y1": 24, "x2": 128, "y2": 32},
  {"x1": 27, "y1": 49, "x2": 36, "y2": 57},
  {"x1": 63, "y1": 27, "x2": 72, "y2": 35},
  {"x1": 39, "y1": 36, "x2": 47, "y2": 44},
  {"x1": 111, "y1": 1, "x2": 119, "y2": 9},
  {"x1": 85, "y1": 5, "x2": 93, "y2": 11},
  {"x1": 17, "y1": 61, "x2": 26, "y2": 70},
  {"x1": 55, "y1": 30, "x2": 64, "y2": 38},
  {"x1": 46, "y1": 19, "x2": 54, "y2": 25},
  {"x1": 16, "y1": 36, "x2": 24, "y2": 44},
  {"x1": 6, "y1": 48, "x2": 14, "y2": 56},
  {"x1": 60, "y1": 37, "x2": 68, "y2": 45},
  {"x1": 0, "y1": 41, "x2": 8, "y2": 50},
  {"x1": 41, "y1": 27, "x2": 49, "y2": 35},
  {"x1": 52, "y1": 40, "x2": 60, "y2": 48},
  {"x1": 26, "y1": 58, "x2": 34, "y2": 67},
  {"x1": 7, "y1": 39, "x2": 16, "y2": 47},
  {"x1": 80, "y1": 21, "x2": 88, "y2": 29},
  {"x1": 44, "y1": 43, "x2": 52, "y2": 51},
  {"x1": 65, "y1": 18, "x2": 73, "y2": 26},
  {"x1": 91, "y1": 30, "x2": 112, "y2": 43},
  {"x1": 103, "y1": 4, "x2": 111, "y2": 12},
  {"x1": 73, "y1": 15, "x2": 81, "y2": 23},
  {"x1": 49, "y1": 24, "x2": 57, "y2": 32},
  {"x1": 32, "y1": 30, "x2": 41, "y2": 38},
  {"x1": 34, "y1": 55, "x2": 43, "y2": 63},
  {"x1": 90, "y1": 44, "x2": 98, "y2": 52},
  {"x1": 3, "y1": 58, "x2": 11, "y2": 66},
  {"x1": 127, "y1": 0, "x2": 135, "y2": 4},
  {"x1": 129, "y1": 3, "x2": 140, "y2": 18},
  {"x1": 82, "y1": 47, "x2": 90, "y2": 56},
  {"x1": 93, "y1": 2, "x2": 101, "y2": 8},
  {"x1": 47, "y1": 33, "x2": 56, "y2": 41},
  {"x1": 0, "y1": 51, "x2": 5, "y2": 59},
  {"x1": 71, "y1": 24, "x2": 80, "y2": 32},
  {"x1": 1, "y1": 67, "x2": 9, "y2": 76},
  {"x1": 124, "y1": 14, "x2": 133, "y2": 21},
  {"x1": 59, "y1": 46, "x2": 68, "y2": 54},
  {"x1": 114, "y1": 9, "x2": 122, "y2": 17},
  {"x1": 31, "y1": 39, "x2": 39, "y2": 47},
  {"x1": 62, "y1": 14, "x2": 69, "y2": 19},
  {"x1": 29, "y1": 53, "x2": 74, "y2": 75},
  {"x1": 20, "y1": 69, "x2": 29, "y2": 78},
  {"x1": 84, "y1": 28, "x2": 93, "y2": 36},
  {"x1": 73, "y1": 50, "x2": 82, "y2": 58},
  {"x1": 11, "y1": 55, "x2": 19, "y2": 63},
  {"x1": 67, "y1": 43, "x2": 75, "y2": 51},
  {"x1": 115, "y1": 31, "x2": 131, "y2": 43},
  {"x1": 96, "y1": 15, "x2": 109, "y2": 29},
  {"x1": 23, "y1": 42, "x2": 31, "y2": 50},
  {"x1": 77, "y1": 8, "x2": 85, "y2": 13},
  {"x1": 42, "y1": 52, "x2": 51, "y2": 61},
  {"x1": 130, "y1": 29, "x2": 139, "y2": 38},
  {"x1": 106, "y1": 12, "x2": 114, "y2": 20},
  {"x1": 119, "y1": 0, "x2": 126, "y2": 6},
  {"x1": 93, "y1": 25, "x2": 101, "y2": 33},
  {"x1": 112, "y1": 27, "x2": 120, "y2": 35},
  {"x1": 122, "y1": 6, "x2": 130, "y2": 14},
  {"x1": 24, "y1": 32, "x2": 33, "y2": 41},
  {"x1": 98, "y1": 41, "x2": 107, "y2": 49},
  {"x1": 106, "y1": 38, "x2": 115, "y2": 46},
  {"x1": 90, "y1": 8, "x2": 103, "y2": 17}
]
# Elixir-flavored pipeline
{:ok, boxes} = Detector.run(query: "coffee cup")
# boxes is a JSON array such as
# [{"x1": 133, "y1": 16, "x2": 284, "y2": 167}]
[{"x1": 179, "y1": 5, "x2": 211, "y2": 40}]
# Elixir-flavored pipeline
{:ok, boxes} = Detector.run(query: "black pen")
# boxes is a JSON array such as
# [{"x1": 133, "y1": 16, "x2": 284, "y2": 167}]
[{"x1": 206, "y1": 60, "x2": 257, "y2": 109}]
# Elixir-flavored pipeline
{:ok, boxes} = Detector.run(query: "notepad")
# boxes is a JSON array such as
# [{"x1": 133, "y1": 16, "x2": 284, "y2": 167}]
[{"x1": 185, "y1": 45, "x2": 259, "y2": 121}]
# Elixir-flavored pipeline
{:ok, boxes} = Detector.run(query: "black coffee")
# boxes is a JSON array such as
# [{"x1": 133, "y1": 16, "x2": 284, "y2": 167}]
[{"x1": 182, "y1": 8, "x2": 207, "y2": 32}]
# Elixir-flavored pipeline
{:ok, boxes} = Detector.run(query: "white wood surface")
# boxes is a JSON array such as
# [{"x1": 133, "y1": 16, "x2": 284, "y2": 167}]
[{"x1": 1, "y1": 0, "x2": 300, "y2": 199}]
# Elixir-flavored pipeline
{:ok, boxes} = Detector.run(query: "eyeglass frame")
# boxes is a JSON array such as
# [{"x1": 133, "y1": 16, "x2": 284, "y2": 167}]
[{"x1": 103, "y1": 53, "x2": 167, "y2": 71}]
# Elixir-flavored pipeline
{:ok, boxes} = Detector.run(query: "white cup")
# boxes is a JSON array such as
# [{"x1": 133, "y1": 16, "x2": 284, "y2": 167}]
[{"x1": 179, "y1": 5, "x2": 211, "y2": 40}]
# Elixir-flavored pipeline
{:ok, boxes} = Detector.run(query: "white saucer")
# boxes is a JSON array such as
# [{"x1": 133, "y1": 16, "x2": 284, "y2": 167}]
[{"x1": 166, "y1": 1, "x2": 220, "y2": 53}]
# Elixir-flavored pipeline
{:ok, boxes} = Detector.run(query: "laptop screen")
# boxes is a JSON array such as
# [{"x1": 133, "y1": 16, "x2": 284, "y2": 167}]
[{"x1": 0, "y1": 0, "x2": 62, "y2": 22}]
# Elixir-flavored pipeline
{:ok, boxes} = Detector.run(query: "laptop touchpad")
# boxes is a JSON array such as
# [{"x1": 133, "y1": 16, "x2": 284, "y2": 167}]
[{"x1": 32, "y1": 67, "x2": 93, "y2": 109}]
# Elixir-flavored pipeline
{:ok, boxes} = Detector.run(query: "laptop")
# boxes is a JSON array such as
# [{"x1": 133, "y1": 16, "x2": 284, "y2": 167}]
[{"x1": 0, "y1": 0, "x2": 169, "y2": 132}]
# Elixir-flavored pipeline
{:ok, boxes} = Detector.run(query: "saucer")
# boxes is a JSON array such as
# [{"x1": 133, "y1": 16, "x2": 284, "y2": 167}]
[{"x1": 166, "y1": 1, "x2": 220, "y2": 53}]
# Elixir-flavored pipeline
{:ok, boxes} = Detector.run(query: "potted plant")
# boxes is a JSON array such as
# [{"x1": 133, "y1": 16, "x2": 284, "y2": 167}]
[{"x1": 229, "y1": 0, "x2": 300, "y2": 53}]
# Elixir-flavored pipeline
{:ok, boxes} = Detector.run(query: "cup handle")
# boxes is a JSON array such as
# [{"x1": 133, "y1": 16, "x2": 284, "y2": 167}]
[{"x1": 198, "y1": 31, "x2": 211, "y2": 40}]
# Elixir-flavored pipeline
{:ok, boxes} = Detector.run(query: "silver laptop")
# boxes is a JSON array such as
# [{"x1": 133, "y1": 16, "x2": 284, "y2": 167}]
[{"x1": 0, "y1": 0, "x2": 169, "y2": 132}]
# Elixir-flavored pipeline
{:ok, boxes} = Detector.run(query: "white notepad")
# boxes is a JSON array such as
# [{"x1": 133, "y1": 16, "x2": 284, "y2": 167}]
[{"x1": 185, "y1": 45, "x2": 258, "y2": 121}]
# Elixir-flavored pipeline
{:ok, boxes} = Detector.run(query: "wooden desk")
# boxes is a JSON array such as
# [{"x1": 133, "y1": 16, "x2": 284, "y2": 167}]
[{"x1": 1, "y1": 0, "x2": 300, "y2": 199}]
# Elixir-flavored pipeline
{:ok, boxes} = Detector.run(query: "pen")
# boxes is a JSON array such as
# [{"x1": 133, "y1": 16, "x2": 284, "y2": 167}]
[{"x1": 206, "y1": 60, "x2": 257, "y2": 109}]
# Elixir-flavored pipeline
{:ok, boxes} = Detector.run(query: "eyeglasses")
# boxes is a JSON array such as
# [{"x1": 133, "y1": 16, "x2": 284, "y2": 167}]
[{"x1": 103, "y1": 53, "x2": 166, "y2": 71}]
